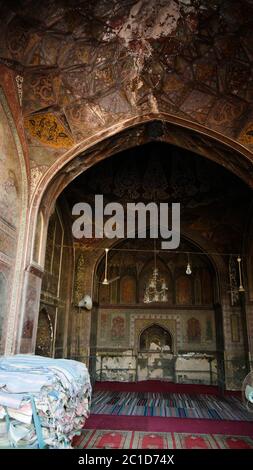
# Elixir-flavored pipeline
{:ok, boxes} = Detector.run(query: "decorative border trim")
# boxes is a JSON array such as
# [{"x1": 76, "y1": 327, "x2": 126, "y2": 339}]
[{"x1": 130, "y1": 313, "x2": 181, "y2": 348}]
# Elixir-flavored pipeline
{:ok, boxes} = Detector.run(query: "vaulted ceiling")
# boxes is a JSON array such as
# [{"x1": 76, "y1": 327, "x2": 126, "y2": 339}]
[
  {"x1": 63, "y1": 141, "x2": 251, "y2": 254},
  {"x1": 1, "y1": 0, "x2": 253, "y2": 175}
]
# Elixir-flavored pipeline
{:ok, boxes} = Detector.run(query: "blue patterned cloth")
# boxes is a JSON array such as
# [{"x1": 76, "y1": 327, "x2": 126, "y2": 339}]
[{"x1": 0, "y1": 354, "x2": 91, "y2": 448}]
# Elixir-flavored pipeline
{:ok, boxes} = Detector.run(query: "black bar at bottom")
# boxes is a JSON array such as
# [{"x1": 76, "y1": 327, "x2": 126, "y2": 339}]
[{"x1": 0, "y1": 449, "x2": 252, "y2": 467}]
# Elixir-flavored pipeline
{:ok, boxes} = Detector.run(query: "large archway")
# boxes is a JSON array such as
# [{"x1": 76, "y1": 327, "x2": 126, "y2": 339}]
[
  {"x1": 20, "y1": 135, "x2": 252, "y2": 391},
  {"x1": 26, "y1": 118, "x2": 253, "y2": 283},
  {"x1": 2, "y1": 1, "x2": 253, "y2": 450},
  {"x1": 1, "y1": 0, "x2": 253, "y2": 373}
]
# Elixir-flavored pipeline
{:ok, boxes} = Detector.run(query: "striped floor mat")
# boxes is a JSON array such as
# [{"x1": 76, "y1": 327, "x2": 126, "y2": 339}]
[
  {"x1": 74, "y1": 429, "x2": 253, "y2": 449},
  {"x1": 91, "y1": 391, "x2": 253, "y2": 421}
]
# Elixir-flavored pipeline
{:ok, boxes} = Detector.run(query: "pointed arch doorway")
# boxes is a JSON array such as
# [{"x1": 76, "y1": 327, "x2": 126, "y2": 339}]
[{"x1": 138, "y1": 323, "x2": 175, "y2": 381}]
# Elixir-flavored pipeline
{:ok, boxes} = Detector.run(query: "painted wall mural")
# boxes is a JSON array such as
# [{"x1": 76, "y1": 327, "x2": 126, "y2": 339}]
[
  {"x1": 0, "y1": 100, "x2": 21, "y2": 229},
  {"x1": 120, "y1": 275, "x2": 136, "y2": 304},
  {"x1": 176, "y1": 276, "x2": 192, "y2": 305},
  {"x1": 111, "y1": 314, "x2": 126, "y2": 341},
  {"x1": 97, "y1": 308, "x2": 216, "y2": 351},
  {"x1": 1, "y1": 0, "x2": 253, "y2": 168},
  {"x1": 24, "y1": 113, "x2": 74, "y2": 149},
  {"x1": 187, "y1": 318, "x2": 201, "y2": 343},
  {"x1": 96, "y1": 308, "x2": 217, "y2": 383},
  {"x1": 0, "y1": 88, "x2": 25, "y2": 354}
]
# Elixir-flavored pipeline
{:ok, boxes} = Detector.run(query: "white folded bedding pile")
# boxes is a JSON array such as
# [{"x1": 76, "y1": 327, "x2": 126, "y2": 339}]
[{"x1": 0, "y1": 355, "x2": 91, "y2": 448}]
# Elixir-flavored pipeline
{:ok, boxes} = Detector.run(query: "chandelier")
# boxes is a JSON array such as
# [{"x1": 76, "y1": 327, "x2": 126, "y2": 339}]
[{"x1": 143, "y1": 241, "x2": 168, "y2": 303}]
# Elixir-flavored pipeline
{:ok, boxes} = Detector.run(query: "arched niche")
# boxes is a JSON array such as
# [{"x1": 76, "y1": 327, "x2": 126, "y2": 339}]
[
  {"x1": 35, "y1": 308, "x2": 54, "y2": 357},
  {"x1": 176, "y1": 275, "x2": 192, "y2": 305},
  {"x1": 194, "y1": 273, "x2": 202, "y2": 305},
  {"x1": 120, "y1": 275, "x2": 136, "y2": 304},
  {"x1": 99, "y1": 282, "x2": 110, "y2": 304},
  {"x1": 98, "y1": 265, "x2": 120, "y2": 304},
  {"x1": 201, "y1": 268, "x2": 213, "y2": 304},
  {"x1": 139, "y1": 324, "x2": 173, "y2": 353}
]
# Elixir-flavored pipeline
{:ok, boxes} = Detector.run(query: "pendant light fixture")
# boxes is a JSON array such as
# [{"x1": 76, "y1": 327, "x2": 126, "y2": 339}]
[
  {"x1": 237, "y1": 256, "x2": 245, "y2": 292},
  {"x1": 102, "y1": 248, "x2": 109, "y2": 285},
  {"x1": 186, "y1": 252, "x2": 192, "y2": 275},
  {"x1": 143, "y1": 239, "x2": 168, "y2": 303},
  {"x1": 101, "y1": 248, "x2": 120, "y2": 285}
]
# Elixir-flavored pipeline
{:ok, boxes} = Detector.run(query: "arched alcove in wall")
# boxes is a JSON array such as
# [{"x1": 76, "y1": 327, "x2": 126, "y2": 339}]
[
  {"x1": 0, "y1": 0, "x2": 253, "y2": 392},
  {"x1": 139, "y1": 324, "x2": 173, "y2": 353},
  {"x1": 30, "y1": 117, "x2": 253, "y2": 279},
  {"x1": 35, "y1": 308, "x2": 54, "y2": 357},
  {"x1": 16, "y1": 118, "x2": 252, "y2": 388},
  {"x1": 120, "y1": 275, "x2": 137, "y2": 304}
]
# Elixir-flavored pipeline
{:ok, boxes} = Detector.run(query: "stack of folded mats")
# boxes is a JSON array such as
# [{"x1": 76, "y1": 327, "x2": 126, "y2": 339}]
[{"x1": 0, "y1": 354, "x2": 91, "y2": 448}]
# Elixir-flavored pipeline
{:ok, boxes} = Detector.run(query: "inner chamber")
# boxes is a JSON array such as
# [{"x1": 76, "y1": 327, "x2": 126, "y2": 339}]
[{"x1": 35, "y1": 141, "x2": 252, "y2": 389}]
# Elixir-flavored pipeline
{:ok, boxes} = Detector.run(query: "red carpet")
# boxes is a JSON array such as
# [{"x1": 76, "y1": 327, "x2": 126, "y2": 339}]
[
  {"x1": 94, "y1": 380, "x2": 241, "y2": 397},
  {"x1": 74, "y1": 429, "x2": 253, "y2": 449},
  {"x1": 85, "y1": 414, "x2": 253, "y2": 436}
]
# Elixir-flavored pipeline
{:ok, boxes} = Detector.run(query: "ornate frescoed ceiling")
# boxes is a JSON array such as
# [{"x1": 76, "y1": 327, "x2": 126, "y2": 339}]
[{"x1": 1, "y1": 0, "x2": 253, "y2": 177}]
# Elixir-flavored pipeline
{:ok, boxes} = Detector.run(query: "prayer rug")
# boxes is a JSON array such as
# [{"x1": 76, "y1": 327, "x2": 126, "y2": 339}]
[{"x1": 74, "y1": 430, "x2": 253, "y2": 449}]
